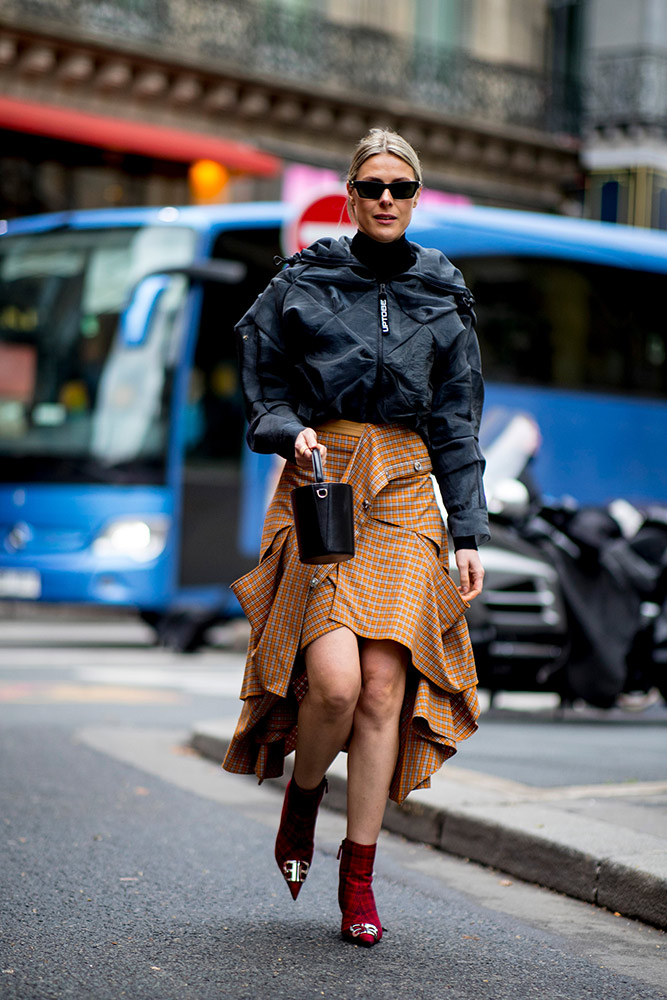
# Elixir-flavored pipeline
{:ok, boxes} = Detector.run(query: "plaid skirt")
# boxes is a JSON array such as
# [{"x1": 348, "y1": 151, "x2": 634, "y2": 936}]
[{"x1": 222, "y1": 422, "x2": 480, "y2": 804}]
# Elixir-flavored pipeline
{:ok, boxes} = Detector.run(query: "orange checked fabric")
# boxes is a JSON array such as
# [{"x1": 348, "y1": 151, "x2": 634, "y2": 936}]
[{"x1": 222, "y1": 423, "x2": 480, "y2": 804}]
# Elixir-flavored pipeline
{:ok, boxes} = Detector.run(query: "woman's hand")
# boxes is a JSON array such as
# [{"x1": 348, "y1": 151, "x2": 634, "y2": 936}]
[
  {"x1": 455, "y1": 548, "x2": 484, "y2": 601},
  {"x1": 294, "y1": 428, "x2": 327, "y2": 470}
]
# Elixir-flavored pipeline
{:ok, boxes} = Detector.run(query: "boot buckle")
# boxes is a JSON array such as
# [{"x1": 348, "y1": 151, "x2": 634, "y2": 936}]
[
  {"x1": 282, "y1": 859, "x2": 309, "y2": 883},
  {"x1": 348, "y1": 922, "x2": 379, "y2": 940}
]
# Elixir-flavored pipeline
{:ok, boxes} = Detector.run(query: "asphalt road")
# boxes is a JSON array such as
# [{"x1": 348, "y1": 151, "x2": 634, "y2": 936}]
[{"x1": 1, "y1": 618, "x2": 665, "y2": 1000}]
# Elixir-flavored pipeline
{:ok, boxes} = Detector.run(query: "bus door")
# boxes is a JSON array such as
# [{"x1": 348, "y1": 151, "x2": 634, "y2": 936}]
[{"x1": 176, "y1": 226, "x2": 282, "y2": 606}]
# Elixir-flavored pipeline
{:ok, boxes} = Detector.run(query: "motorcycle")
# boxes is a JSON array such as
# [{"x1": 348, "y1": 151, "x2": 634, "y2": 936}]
[{"x1": 484, "y1": 412, "x2": 667, "y2": 708}]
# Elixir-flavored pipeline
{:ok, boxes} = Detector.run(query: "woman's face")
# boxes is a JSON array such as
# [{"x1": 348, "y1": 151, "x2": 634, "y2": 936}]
[{"x1": 347, "y1": 152, "x2": 421, "y2": 243}]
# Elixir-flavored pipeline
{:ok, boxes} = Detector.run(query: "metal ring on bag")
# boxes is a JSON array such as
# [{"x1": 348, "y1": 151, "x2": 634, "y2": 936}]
[{"x1": 316, "y1": 488, "x2": 328, "y2": 498}]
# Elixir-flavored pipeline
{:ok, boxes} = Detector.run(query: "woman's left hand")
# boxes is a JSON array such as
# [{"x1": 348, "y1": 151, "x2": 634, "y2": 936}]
[{"x1": 455, "y1": 548, "x2": 484, "y2": 601}]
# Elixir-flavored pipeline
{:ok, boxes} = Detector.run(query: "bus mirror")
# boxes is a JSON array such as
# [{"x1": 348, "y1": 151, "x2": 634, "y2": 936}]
[
  {"x1": 120, "y1": 259, "x2": 247, "y2": 347},
  {"x1": 178, "y1": 260, "x2": 247, "y2": 284},
  {"x1": 120, "y1": 274, "x2": 171, "y2": 347}
]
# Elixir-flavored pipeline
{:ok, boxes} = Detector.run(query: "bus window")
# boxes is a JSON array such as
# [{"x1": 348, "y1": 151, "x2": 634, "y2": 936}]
[
  {"x1": 91, "y1": 274, "x2": 189, "y2": 472},
  {"x1": 459, "y1": 257, "x2": 667, "y2": 398},
  {"x1": 0, "y1": 226, "x2": 197, "y2": 484},
  {"x1": 178, "y1": 226, "x2": 280, "y2": 587}
]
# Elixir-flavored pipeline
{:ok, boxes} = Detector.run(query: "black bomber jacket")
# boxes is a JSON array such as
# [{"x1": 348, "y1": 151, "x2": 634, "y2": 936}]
[{"x1": 235, "y1": 236, "x2": 489, "y2": 544}]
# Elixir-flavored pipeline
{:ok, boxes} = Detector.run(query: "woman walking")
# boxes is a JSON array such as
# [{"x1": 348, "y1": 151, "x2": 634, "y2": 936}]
[{"x1": 223, "y1": 129, "x2": 487, "y2": 946}]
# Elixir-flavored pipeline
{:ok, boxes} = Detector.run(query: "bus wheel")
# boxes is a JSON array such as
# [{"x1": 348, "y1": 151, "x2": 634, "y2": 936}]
[{"x1": 146, "y1": 610, "x2": 216, "y2": 653}]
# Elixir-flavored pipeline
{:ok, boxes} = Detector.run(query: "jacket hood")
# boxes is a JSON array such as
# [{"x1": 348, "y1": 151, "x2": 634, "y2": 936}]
[{"x1": 289, "y1": 236, "x2": 470, "y2": 297}]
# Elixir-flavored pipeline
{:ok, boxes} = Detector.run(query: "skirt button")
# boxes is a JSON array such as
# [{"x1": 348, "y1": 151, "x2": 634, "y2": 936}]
[{"x1": 414, "y1": 460, "x2": 423, "y2": 471}]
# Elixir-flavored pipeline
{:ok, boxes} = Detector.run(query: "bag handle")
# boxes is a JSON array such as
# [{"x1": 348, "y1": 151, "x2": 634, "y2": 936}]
[{"x1": 312, "y1": 447, "x2": 324, "y2": 483}]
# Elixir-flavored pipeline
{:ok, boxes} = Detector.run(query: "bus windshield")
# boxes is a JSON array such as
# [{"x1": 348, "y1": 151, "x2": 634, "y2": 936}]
[{"x1": 0, "y1": 225, "x2": 197, "y2": 484}]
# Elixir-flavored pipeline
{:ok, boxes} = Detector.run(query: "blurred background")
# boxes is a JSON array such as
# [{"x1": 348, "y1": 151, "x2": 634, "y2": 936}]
[
  {"x1": 1, "y1": 0, "x2": 667, "y2": 711},
  {"x1": 0, "y1": 0, "x2": 662, "y2": 225}
]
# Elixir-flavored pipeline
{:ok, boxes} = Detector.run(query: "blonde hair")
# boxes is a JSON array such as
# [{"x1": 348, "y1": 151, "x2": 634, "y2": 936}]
[{"x1": 347, "y1": 128, "x2": 423, "y2": 185}]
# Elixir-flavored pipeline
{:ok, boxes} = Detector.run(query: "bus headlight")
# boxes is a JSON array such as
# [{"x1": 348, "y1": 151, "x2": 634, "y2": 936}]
[{"x1": 92, "y1": 516, "x2": 170, "y2": 562}]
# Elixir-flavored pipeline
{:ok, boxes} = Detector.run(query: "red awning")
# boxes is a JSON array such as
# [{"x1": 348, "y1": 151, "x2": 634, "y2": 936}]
[{"x1": 0, "y1": 95, "x2": 280, "y2": 176}]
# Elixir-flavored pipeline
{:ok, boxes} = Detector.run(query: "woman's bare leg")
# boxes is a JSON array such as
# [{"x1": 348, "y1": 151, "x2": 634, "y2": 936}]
[
  {"x1": 293, "y1": 626, "x2": 361, "y2": 789},
  {"x1": 346, "y1": 638, "x2": 409, "y2": 844}
]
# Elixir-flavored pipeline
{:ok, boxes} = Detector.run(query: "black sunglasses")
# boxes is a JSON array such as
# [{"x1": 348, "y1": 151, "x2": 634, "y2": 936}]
[{"x1": 350, "y1": 179, "x2": 421, "y2": 200}]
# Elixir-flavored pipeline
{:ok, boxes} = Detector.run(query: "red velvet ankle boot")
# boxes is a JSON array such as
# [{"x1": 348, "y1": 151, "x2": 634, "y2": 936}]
[
  {"x1": 337, "y1": 838, "x2": 383, "y2": 946},
  {"x1": 274, "y1": 776, "x2": 327, "y2": 900}
]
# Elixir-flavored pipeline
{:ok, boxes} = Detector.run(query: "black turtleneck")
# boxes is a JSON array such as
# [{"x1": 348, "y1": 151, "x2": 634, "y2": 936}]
[
  {"x1": 350, "y1": 230, "x2": 415, "y2": 281},
  {"x1": 349, "y1": 230, "x2": 477, "y2": 553}
]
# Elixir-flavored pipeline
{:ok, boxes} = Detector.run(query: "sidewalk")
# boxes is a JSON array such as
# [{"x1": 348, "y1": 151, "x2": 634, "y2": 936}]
[{"x1": 191, "y1": 708, "x2": 667, "y2": 931}]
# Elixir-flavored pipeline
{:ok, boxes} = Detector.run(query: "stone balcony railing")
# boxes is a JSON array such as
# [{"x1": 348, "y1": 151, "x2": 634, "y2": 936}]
[
  {"x1": 0, "y1": 0, "x2": 580, "y2": 136},
  {"x1": 588, "y1": 48, "x2": 667, "y2": 132}
]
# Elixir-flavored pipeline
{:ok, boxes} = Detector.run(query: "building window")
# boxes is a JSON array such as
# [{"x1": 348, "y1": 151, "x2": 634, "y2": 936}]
[
  {"x1": 600, "y1": 180, "x2": 619, "y2": 223},
  {"x1": 655, "y1": 186, "x2": 667, "y2": 231}
]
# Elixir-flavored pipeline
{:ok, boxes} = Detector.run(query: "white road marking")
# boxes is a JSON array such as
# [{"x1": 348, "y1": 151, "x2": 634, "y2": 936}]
[{"x1": 77, "y1": 665, "x2": 244, "y2": 697}]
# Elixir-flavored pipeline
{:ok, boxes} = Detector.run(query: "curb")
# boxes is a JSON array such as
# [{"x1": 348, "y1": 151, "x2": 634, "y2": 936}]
[{"x1": 191, "y1": 722, "x2": 667, "y2": 930}]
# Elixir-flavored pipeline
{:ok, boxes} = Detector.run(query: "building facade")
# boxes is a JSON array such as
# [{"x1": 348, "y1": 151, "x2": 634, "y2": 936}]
[
  {"x1": 583, "y1": 0, "x2": 667, "y2": 227},
  {"x1": 0, "y1": 0, "x2": 583, "y2": 219}
]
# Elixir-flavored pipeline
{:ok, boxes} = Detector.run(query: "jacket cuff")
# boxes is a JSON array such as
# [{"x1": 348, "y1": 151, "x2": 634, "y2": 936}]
[
  {"x1": 276, "y1": 420, "x2": 308, "y2": 462},
  {"x1": 453, "y1": 535, "x2": 477, "y2": 551},
  {"x1": 447, "y1": 508, "x2": 490, "y2": 546}
]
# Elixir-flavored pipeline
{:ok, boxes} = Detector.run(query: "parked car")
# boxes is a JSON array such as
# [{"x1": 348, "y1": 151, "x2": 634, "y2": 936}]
[{"x1": 455, "y1": 522, "x2": 569, "y2": 701}]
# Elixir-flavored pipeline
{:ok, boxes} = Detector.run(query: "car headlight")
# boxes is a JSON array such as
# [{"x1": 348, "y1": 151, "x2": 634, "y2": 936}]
[{"x1": 92, "y1": 516, "x2": 170, "y2": 562}]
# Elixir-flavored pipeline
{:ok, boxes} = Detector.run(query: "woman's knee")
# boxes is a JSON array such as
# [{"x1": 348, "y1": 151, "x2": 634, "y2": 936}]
[
  {"x1": 311, "y1": 676, "x2": 360, "y2": 717},
  {"x1": 304, "y1": 629, "x2": 361, "y2": 718},
  {"x1": 357, "y1": 640, "x2": 408, "y2": 723}
]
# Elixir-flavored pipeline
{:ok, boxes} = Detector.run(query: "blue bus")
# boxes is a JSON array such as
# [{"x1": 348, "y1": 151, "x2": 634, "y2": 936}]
[{"x1": 0, "y1": 202, "x2": 666, "y2": 644}]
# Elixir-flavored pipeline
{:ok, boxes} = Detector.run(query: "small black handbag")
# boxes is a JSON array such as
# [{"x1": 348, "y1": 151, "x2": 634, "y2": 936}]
[{"x1": 290, "y1": 449, "x2": 355, "y2": 564}]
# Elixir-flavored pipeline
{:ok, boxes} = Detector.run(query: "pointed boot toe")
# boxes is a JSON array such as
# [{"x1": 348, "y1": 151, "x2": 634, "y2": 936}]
[{"x1": 274, "y1": 776, "x2": 327, "y2": 900}]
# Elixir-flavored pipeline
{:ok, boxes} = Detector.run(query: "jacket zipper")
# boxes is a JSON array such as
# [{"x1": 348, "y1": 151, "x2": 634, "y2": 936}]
[
  {"x1": 379, "y1": 282, "x2": 390, "y2": 335},
  {"x1": 376, "y1": 282, "x2": 389, "y2": 400}
]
